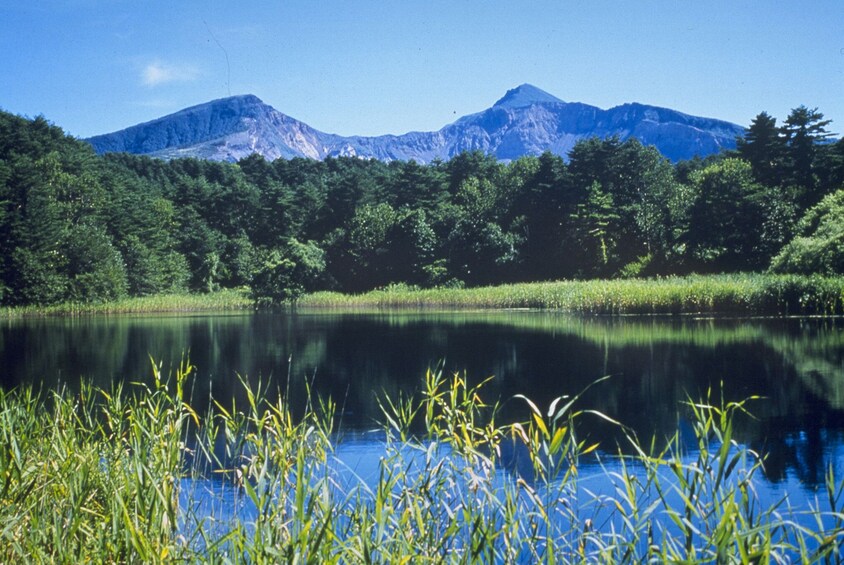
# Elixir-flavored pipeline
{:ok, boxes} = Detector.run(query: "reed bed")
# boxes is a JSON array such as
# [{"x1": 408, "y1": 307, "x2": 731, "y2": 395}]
[
  {"x1": 0, "y1": 289, "x2": 252, "y2": 318},
  {"x1": 4, "y1": 274, "x2": 842, "y2": 318},
  {"x1": 300, "y1": 274, "x2": 844, "y2": 316},
  {"x1": 1, "y1": 361, "x2": 842, "y2": 563}
]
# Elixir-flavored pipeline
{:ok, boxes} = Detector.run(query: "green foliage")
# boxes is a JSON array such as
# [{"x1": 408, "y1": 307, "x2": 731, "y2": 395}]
[
  {"x1": 736, "y1": 111, "x2": 784, "y2": 187},
  {"x1": 685, "y1": 159, "x2": 775, "y2": 271},
  {"x1": 815, "y1": 138, "x2": 844, "y2": 194},
  {"x1": 251, "y1": 238, "x2": 326, "y2": 304},
  {"x1": 569, "y1": 181, "x2": 620, "y2": 275},
  {"x1": 635, "y1": 171, "x2": 692, "y2": 271},
  {"x1": 301, "y1": 273, "x2": 844, "y2": 316},
  {"x1": 2, "y1": 366, "x2": 842, "y2": 562},
  {"x1": 120, "y1": 235, "x2": 189, "y2": 296},
  {"x1": 737, "y1": 106, "x2": 837, "y2": 209},
  {"x1": 0, "y1": 104, "x2": 841, "y2": 307},
  {"x1": 8, "y1": 247, "x2": 68, "y2": 305},
  {"x1": 770, "y1": 189, "x2": 844, "y2": 275},
  {"x1": 444, "y1": 176, "x2": 521, "y2": 285},
  {"x1": 0, "y1": 360, "x2": 198, "y2": 561},
  {"x1": 781, "y1": 105, "x2": 834, "y2": 204},
  {"x1": 566, "y1": 138, "x2": 681, "y2": 276},
  {"x1": 64, "y1": 223, "x2": 128, "y2": 302},
  {"x1": 0, "y1": 289, "x2": 250, "y2": 316},
  {"x1": 508, "y1": 151, "x2": 570, "y2": 281}
]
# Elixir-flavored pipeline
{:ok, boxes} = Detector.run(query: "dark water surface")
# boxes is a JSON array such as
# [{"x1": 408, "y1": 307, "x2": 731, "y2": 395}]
[{"x1": 2, "y1": 310, "x2": 843, "y2": 489}]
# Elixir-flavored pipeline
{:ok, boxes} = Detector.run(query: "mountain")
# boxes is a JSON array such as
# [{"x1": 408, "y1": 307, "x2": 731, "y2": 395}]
[{"x1": 86, "y1": 84, "x2": 745, "y2": 163}]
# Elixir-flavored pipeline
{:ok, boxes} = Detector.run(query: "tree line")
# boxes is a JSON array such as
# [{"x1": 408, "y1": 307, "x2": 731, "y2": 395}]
[{"x1": 1, "y1": 105, "x2": 843, "y2": 306}]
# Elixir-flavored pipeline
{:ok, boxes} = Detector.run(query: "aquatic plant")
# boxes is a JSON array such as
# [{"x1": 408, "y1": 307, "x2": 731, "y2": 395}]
[
  {"x1": 300, "y1": 273, "x2": 844, "y2": 316},
  {"x1": 0, "y1": 362, "x2": 842, "y2": 562},
  {"x1": 0, "y1": 288, "x2": 252, "y2": 318}
]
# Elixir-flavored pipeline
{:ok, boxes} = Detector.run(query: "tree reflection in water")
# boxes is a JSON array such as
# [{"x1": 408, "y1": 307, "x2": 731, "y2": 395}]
[{"x1": 1, "y1": 311, "x2": 842, "y2": 487}]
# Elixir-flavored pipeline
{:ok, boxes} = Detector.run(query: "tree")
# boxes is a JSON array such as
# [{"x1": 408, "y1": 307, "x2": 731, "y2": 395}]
[
  {"x1": 635, "y1": 168, "x2": 691, "y2": 273},
  {"x1": 119, "y1": 235, "x2": 189, "y2": 296},
  {"x1": 566, "y1": 137, "x2": 675, "y2": 273},
  {"x1": 4, "y1": 155, "x2": 70, "y2": 305},
  {"x1": 251, "y1": 239, "x2": 326, "y2": 304},
  {"x1": 684, "y1": 159, "x2": 771, "y2": 271},
  {"x1": 390, "y1": 159, "x2": 447, "y2": 211},
  {"x1": 510, "y1": 152, "x2": 571, "y2": 280},
  {"x1": 0, "y1": 112, "x2": 133, "y2": 305},
  {"x1": 568, "y1": 181, "x2": 620, "y2": 276},
  {"x1": 334, "y1": 203, "x2": 400, "y2": 291},
  {"x1": 176, "y1": 208, "x2": 226, "y2": 293},
  {"x1": 64, "y1": 223, "x2": 128, "y2": 302},
  {"x1": 444, "y1": 151, "x2": 503, "y2": 195},
  {"x1": 444, "y1": 177, "x2": 521, "y2": 285},
  {"x1": 221, "y1": 232, "x2": 257, "y2": 288},
  {"x1": 737, "y1": 112, "x2": 785, "y2": 187},
  {"x1": 770, "y1": 189, "x2": 844, "y2": 275},
  {"x1": 814, "y1": 137, "x2": 844, "y2": 196},
  {"x1": 382, "y1": 209, "x2": 439, "y2": 287},
  {"x1": 781, "y1": 106, "x2": 834, "y2": 207}
]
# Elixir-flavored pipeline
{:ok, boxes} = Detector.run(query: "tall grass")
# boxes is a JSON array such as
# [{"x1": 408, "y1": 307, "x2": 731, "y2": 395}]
[
  {"x1": 1, "y1": 362, "x2": 842, "y2": 562},
  {"x1": 0, "y1": 358, "x2": 198, "y2": 560},
  {"x1": 301, "y1": 273, "x2": 844, "y2": 316},
  {"x1": 4, "y1": 274, "x2": 843, "y2": 317},
  {"x1": 0, "y1": 288, "x2": 252, "y2": 318}
]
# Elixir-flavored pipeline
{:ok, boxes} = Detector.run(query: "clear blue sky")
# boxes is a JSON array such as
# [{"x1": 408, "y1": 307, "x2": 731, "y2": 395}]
[{"x1": 2, "y1": 1, "x2": 842, "y2": 139}]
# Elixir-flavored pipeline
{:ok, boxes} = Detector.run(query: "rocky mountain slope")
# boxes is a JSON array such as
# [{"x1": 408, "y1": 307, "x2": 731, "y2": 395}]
[{"x1": 86, "y1": 84, "x2": 744, "y2": 163}]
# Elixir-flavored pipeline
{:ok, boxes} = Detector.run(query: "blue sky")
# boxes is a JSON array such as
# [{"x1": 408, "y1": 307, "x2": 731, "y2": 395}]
[{"x1": 2, "y1": 1, "x2": 842, "y2": 139}]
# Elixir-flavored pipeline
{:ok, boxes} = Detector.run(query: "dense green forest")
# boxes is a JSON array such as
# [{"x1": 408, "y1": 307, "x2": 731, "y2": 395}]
[{"x1": 1, "y1": 107, "x2": 843, "y2": 306}]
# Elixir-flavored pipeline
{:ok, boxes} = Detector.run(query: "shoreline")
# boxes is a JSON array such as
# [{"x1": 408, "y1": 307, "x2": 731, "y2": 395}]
[{"x1": 3, "y1": 273, "x2": 844, "y2": 317}]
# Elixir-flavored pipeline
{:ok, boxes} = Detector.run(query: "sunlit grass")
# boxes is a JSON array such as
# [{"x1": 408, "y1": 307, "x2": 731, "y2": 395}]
[
  {"x1": 1, "y1": 362, "x2": 842, "y2": 562},
  {"x1": 4, "y1": 274, "x2": 843, "y2": 317},
  {"x1": 0, "y1": 288, "x2": 252, "y2": 317},
  {"x1": 301, "y1": 273, "x2": 844, "y2": 315}
]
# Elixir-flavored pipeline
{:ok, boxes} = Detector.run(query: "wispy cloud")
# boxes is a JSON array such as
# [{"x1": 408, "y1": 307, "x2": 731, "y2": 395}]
[{"x1": 141, "y1": 60, "x2": 200, "y2": 87}]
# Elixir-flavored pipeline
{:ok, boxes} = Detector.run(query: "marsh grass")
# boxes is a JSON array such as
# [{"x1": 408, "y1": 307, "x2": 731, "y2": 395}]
[
  {"x1": 0, "y1": 288, "x2": 252, "y2": 317},
  {"x1": 4, "y1": 274, "x2": 843, "y2": 318},
  {"x1": 301, "y1": 274, "x2": 844, "y2": 316},
  {"x1": 1, "y1": 362, "x2": 842, "y2": 563}
]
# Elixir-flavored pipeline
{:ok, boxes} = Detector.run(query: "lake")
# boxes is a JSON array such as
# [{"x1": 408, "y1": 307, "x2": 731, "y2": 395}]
[{"x1": 2, "y1": 309, "x2": 843, "y2": 492}]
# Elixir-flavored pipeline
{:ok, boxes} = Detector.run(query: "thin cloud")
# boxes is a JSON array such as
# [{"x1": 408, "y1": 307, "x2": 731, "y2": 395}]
[{"x1": 141, "y1": 61, "x2": 200, "y2": 87}]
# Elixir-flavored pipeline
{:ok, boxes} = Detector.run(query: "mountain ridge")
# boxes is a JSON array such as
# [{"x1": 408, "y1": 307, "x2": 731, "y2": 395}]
[{"x1": 85, "y1": 85, "x2": 745, "y2": 163}]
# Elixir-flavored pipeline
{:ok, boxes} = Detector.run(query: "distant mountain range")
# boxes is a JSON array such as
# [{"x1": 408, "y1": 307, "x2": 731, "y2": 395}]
[{"x1": 86, "y1": 84, "x2": 745, "y2": 163}]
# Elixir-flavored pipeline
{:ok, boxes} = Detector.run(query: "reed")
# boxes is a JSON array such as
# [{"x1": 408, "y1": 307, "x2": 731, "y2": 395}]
[
  {"x1": 4, "y1": 274, "x2": 843, "y2": 317},
  {"x1": 0, "y1": 288, "x2": 252, "y2": 318},
  {"x1": 300, "y1": 273, "x2": 844, "y2": 316},
  {"x1": 1, "y1": 362, "x2": 841, "y2": 562}
]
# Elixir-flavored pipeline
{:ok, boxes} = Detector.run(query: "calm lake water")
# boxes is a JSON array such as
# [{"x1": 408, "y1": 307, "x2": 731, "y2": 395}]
[{"x1": 2, "y1": 310, "x2": 843, "y2": 491}]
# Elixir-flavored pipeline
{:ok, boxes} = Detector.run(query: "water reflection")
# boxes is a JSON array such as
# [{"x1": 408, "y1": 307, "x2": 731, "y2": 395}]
[{"x1": 1, "y1": 311, "x2": 843, "y2": 487}]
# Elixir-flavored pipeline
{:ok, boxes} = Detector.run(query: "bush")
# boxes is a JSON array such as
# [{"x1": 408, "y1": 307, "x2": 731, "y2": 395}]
[
  {"x1": 770, "y1": 188, "x2": 844, "y2": 275},
  {"x1": 251, "y1": 239, "x2": 326, "y2": 305}
]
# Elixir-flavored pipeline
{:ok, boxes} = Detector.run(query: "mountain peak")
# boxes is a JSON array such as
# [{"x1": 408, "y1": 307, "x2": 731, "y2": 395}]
[
  {"x1": 86, "y1": 87, "x2": 744, "y2": 163},
  {"x1": 188, "y1": 94, "x2": 267, "y2": 113},
  {"x1": 493, "y1": 84, "x2": 564, "y2": 109}
]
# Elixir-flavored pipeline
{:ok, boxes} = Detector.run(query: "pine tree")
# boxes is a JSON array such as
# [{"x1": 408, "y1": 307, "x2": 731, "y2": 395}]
[
  {"x1": 737, "y1": 112, "x2": 785, "y2": 187},
  {"x1": 781, "y1": 106, "x2": 834, "y2": 206}
]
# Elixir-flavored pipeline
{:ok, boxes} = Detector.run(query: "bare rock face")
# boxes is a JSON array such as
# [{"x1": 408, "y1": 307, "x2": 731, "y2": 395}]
[{"x1": 86, "y1": 85, "x2": 744, "y2": 163}]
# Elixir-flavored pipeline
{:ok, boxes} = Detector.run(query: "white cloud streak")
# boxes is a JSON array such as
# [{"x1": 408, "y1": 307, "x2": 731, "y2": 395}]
[{"x1": 141, "y1": 61, "x2": 200, "y2": 87}]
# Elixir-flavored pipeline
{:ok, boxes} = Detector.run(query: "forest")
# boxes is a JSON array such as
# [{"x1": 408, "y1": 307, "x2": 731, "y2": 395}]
[{"x1": 1, "y1": 106, "x2": 843, "y2": 306}]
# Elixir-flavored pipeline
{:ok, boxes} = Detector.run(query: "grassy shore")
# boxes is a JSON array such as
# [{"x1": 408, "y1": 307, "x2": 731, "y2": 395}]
[
  {"x1": 0, "y1": 288, "x2": 252, "y2": 317},
  {"x1": 3, "y1": 274, "x2": 844, "y2": 317},
  {"x1": 1, "y1": 363, "x2": 842, "y2": 563},
  {"x1": 301, "y1": 273, "x2": 844, "y2": 315}
]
